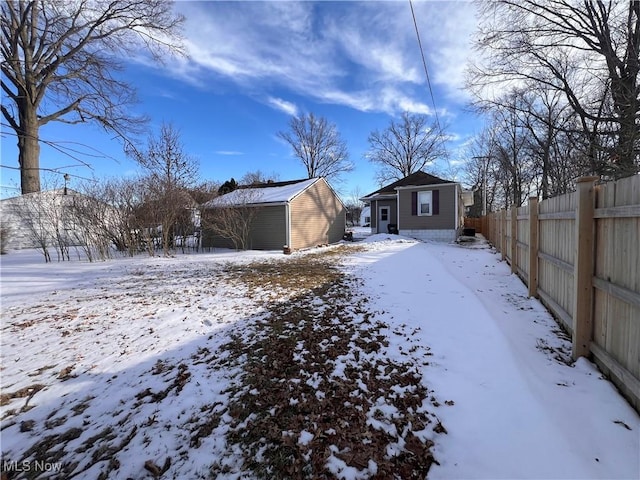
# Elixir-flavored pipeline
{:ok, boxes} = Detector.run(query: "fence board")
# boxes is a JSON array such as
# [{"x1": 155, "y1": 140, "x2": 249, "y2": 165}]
[
  {"x1": 591, "y1": 342, "x2": 640, "y2": 412},
  {"x1": 538, "y1": 211, "x2": 576, "y2": 220},
  {"x1": 592, "y1": 176, "x2": 640, "y2": 395},
  {"x1": 593, "y1": 277, "x2": 640, "y2": 309},
  {"x1": 538, "y1": 191, "x2": 576, "y2": 323},
  {"x1": 516, "y1": 204, "x2": 529, "y2": 281},
  {"x1": 538, "y1": 288, "x2": 573, "y2": 334},
  {"x1": 464, "y1": 217, "x2": 483, "y2": 233},
  {"x1": 594, "y1": 205, "x2": 640, "y2": 218},
  {"x1": 476, "y1": 175, "x2": 640, "y2": 412},
  {"x1": 505, "y1": 211, "x2": 513, "y2": 264}
]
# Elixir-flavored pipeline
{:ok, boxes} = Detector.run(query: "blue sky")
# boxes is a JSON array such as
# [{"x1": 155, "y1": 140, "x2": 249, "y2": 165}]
[{"x1": 1, "y1": 1, "x2": 482, "y2": 200}]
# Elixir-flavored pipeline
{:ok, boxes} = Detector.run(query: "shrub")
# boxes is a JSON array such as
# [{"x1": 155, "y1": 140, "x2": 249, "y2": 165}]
[{"x1": 0, "y1": 224, "x2": 11, "y2": 254}]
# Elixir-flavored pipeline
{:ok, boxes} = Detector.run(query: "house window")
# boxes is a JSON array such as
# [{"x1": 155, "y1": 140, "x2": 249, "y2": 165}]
[
  {"x1": 418, "y1": 191, "x2": 432, "y2": 216},
  {"x1": 380, "y1": 209, "x2": 388, "y2": 221}
]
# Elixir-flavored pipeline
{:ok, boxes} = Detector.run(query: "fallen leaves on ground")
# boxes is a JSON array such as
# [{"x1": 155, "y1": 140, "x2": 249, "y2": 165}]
[{"x1": 1, "y1": 244, "x2": 442, "y2": 479}]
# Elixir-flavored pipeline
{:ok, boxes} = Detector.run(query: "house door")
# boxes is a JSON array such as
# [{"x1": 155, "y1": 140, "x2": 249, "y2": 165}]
[{"x1": 378, "y1": 206, "x2": 390, "y2": 233}]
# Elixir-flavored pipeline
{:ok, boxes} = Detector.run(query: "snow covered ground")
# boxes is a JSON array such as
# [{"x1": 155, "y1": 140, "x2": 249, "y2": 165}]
[
  {"x1": 348, "y1": 234, "x2": 639, "y2": 479},
  {"x1": 1, "y1": 234, "x2": 638, "y2": 479}
]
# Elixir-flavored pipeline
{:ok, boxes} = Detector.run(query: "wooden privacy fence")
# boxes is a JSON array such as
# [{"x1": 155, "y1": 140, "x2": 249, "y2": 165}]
[
  {"x1": 463, "y1": 216, "x2": 486, "y2": 235},
  {"x1": 476, "y1": 175, "x2": 640, "y2": 412}
]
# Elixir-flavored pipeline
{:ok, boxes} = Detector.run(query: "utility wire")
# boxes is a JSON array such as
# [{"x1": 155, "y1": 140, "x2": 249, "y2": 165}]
[
  {"x1": 409, "y1": 0, "x2": 450, "y2": 165},
  {"x1": 0, "y1": 164, "x2": 97, "y2": 182}
]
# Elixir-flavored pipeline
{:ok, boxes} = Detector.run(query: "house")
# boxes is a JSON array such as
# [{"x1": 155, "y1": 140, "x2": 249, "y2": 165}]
[
  {"x1": 359, "y1": 206, "x2": 371, "y2": 227},
  {"x1": 1, "y1": 189, "x2": 82, "y2": 250},
  {"x1": 360, "y1": 171, "x2": 472, "y2": 242},
  {"x1": 201, "y1": 177, "x2": 346, "y2": 251},
  {"x1": 0, "y1": 189, "x2": 123, "y2": 253}
]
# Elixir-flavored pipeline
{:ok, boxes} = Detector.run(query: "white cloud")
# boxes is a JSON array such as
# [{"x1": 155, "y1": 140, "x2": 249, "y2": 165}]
[
  {"x1": 323, "y1": 8, "x2": 422, "y2": 85},
  {"x1": 266, "y1": 97, "x2": 298, "y2": 117},
  {"x1": 414, "y1": 2, "x2": 479, "y2": 101},
  {"x1": 214, "y1": 151, "x2": 243, "y2": 156},
  {"x1": 165, "y1": 2, "x2": 476, "y2": 116}
]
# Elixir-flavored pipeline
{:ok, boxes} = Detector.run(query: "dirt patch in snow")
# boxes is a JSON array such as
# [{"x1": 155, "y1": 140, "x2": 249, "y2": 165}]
[
  {"x1": 208, "y1": 246, "x2": 442, "y2": 478},
  {"x1": 1, "y1": 244, "x2": 441, "y2": 479}
]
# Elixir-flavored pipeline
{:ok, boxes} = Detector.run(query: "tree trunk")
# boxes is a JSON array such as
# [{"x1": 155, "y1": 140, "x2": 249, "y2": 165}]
[
  {"x1": 614, "y1": 96, "x2": 639, "y2": 177},
  {"x1": 605, "y1": 3, "x2": 639, "y2": 178},
  {"x1": 18, "y1": 102, "x2": 41, "y2": 194},
  {"x1": 541, "y1": 148, "x2": 550, "y2": 200}
]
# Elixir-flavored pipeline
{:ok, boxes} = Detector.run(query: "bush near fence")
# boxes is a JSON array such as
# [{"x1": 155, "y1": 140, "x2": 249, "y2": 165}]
[{"x1": 467, "y1": 175, "x2": 640, "y2": 412}]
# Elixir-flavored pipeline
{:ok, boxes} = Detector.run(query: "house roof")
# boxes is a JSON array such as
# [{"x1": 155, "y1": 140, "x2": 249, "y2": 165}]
[
  {"x1": 0, "y1": 188, "x2": 82, "y2": 203},
  {"x1": 203, "y1": 178, "x2": 320, "y2": 207},
  {"x1": 361, "y1": 171, "x2": 454, "y2": 200}
]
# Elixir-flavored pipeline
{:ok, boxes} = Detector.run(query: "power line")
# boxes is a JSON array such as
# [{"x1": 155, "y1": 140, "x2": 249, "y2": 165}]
[
  {"x1": 1, "y1": 122, "x2": 125, "y2": 167},
  {"x1": 0, "y1": 164, "x2": 97, "y2": 182},
  {"x1": 409, "y1": 0, "x2": 450, "y2": 164}
]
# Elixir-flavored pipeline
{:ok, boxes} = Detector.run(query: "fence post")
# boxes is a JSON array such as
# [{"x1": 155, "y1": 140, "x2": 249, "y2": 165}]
[
  {"x1": 572, "y1": 176, "x2": 598, "y2": 359},
  {"x1": 511, "y1": 207, "x2": 517, "y2": 274},
  {"x1": 483, "y1": 215, "x2": 488, "y2": 241},
  {"x1": 501, "y1": 209, "x2": 507, "y2": 260},
  {"x1": 492, "y1": 213, "x2": 496, "y2": 245},
  {"x1": 528, "y1": 197, "x2": 538, "y2": 297},
  {"x1": 494, "y1": 212, "x2": 498, "y2": 246},
  {"x1": 492, "y1": 213, "x2": 496, "y2": 249},
  {"x1": 492, "y1": 213, "x2": 495, "y2": 245}
]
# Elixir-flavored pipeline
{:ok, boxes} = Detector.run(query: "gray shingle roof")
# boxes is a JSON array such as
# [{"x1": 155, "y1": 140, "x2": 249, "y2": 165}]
[{"x1": 362, "y1": 171, "x2": 453, "y2": 199}]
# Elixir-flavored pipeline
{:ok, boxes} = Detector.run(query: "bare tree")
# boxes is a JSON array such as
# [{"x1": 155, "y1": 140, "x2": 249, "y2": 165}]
[
  {"x1": 98, "y1": 177, "x2": 146, "y2": 256},
  {"x1": 278, "y1": 113, "x2": 352, "y2": 182},
  {"x1": 128, "y1": 123, "x2": 199, "y2": 256},
  {"x1": 65, "y1": 194, "x2": 113, "y2": 262},
  {"x1": 188, "y1": 181, "x2": 220, "y2": 206},
  {"x1": 183, "y1": 181, "x2": 219, "y2": 252},
  {"x1": 8, "y1": 188, "x2": 72, "y2": 262},
  {"x1": 464, "y1": 129, "x2": 504, "y2": 214},
  {"x1": 1, "y1": 0, "x2": 184, "y2": 194},
  {"x1": 343, "y1": 186, "x2": 364, "y2": 227},
  {"x1": 11, "y1": 193, "x2": 53, "y2": 262},
  {"x1": 0, "y1": 223, "x2": 10, "y2": 254},
  {"x1": 469, "y1": 84, "x2": 598, "y2": 202},
  {"x1": 65, "y1": 179, "x2": 142, "y2": 260},
  {"x1": 203, "y1": 190, "x2": 262, "y2": 251},
  {"x1": 469, "y1": 0, "x2": 640, "y2": 178},
  {"x1": 516, "y1": 88, "x2": 570, "y2": 199},
  {"x1": 241, "y1": 170, "x2": 280, "y2": 185},
  {"x1": 366, "y1": 112, "x2": 446, "y2": 184},
  {"x1": 71, "y1": 176, "x2": 152, "y2": 256}
]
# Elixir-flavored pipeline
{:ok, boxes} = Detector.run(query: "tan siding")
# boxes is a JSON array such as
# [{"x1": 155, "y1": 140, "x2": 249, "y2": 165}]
[
  {"x1": 203, "y1": 179, "x2": 346, "y2": 251},
  {"x1": 290, "y1": 179, "x2": 346, "y2": 249},
  {"x1": 398, "y1": 184, "x2": 456, "y2": 230}
]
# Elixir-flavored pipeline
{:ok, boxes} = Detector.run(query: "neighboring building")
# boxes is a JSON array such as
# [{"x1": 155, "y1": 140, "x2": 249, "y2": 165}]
[
  {"x1": 0, "y1": 189, "x2": 124, "y2": 253},
  {"x1": 202, "y1": 177, "x2": 346, "y2": 251},
  {"x1": 1, "y1": 189, "x2": 81, "y2": 250},
  {"x1": 360, "y1": 171, "x2": 473, "y2": 242},
  {"x1": 360, "y1": 206, "x2": 371, "y2": 227}
]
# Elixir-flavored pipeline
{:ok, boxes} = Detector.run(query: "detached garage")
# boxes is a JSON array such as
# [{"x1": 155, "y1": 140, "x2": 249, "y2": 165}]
[{"x1": 202, "y1": 177, "x2": 346, "y2": 251}]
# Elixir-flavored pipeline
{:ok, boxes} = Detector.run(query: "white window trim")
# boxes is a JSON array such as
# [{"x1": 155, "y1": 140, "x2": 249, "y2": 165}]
[{"x1": 417, "y1": 191, "x2": 433, "y2": 216}]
